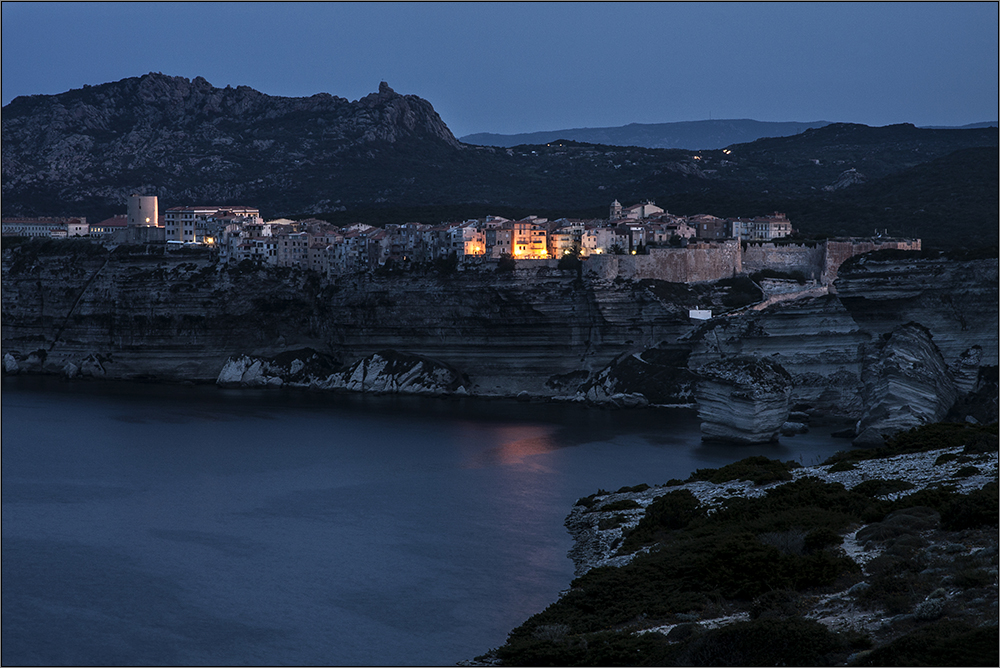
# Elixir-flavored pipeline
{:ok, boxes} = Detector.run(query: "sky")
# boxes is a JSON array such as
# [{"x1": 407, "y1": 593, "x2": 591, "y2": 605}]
[{"x1": 2, "y1": 2, "x2": 997, "y2": 137}]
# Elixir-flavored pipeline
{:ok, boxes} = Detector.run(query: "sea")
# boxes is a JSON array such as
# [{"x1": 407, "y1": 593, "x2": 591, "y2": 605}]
[{"x1": 1, "y1": 376, "x2": 853, "y2": 666}]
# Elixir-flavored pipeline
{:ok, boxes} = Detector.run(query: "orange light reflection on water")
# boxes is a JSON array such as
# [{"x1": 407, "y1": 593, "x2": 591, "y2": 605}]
[{"x1": 459, "y1": 424, "x2": 560, "y2": 472}]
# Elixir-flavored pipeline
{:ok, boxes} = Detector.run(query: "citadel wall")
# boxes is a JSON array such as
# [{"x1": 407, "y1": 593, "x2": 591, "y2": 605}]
[
  {"x1": 742, "y1": 241, "x2": 826, "y2": 281},
  {"x1": 586, "y1": 240, "x2": 742, "y2": 283},
  {"x1": 584, "y1": 238, "x2": 921, "y2": 286}
]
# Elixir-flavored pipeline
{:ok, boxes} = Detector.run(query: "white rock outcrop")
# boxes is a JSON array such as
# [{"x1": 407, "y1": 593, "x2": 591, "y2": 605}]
[
  {"x1": 695, "y1": 356, "x2": 793, "y2": 443},
  {"x1": 853, "y1": 323, "x2": 959, "y2": 447}
]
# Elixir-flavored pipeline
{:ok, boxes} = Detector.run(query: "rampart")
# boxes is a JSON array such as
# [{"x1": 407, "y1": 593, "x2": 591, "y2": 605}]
[
  {"x1": 585, "y1": 240, "x2": 741, "y2": 283},
  {"x1": 584, "y1": 237, "x2": 920, "y2": 286},
  {"x1": 822, "y1": 239, "x2": 921, "y2": 286},
  {"x1": 742, "y1": 241, "x2": 826, "y2": 281}
]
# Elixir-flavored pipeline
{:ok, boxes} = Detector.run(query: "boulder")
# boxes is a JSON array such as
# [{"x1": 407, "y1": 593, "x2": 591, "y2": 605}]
[
  {"x1": 695, "y1": 356, "x2": 793, "y2": 443},
  {"x1": 3, "y1": 353, "x2": 19, "y2": 374},
  {"x1": 781, "y1": 421, "x2": 809, "y2": 436}
]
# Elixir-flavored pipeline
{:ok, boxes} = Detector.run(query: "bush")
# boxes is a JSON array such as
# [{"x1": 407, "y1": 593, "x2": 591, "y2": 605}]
[
  {"x1": 621, "y1": 490, "x2": 704, "y2": 551},
  {"x1": 679, "y1": 617, "x2": 846, "y2": 667},
  {"x1": 496, "y1": 252, "x2": 516, "y2": 273},
  {"x1": 850, "y1": 620, "x2": 999, "y2": 666},
  {"x1": 616, "y1": 483, "x2": 650, "y2": 494},
  {"x1": 688, "y1": 456, "x2": 795, "y2": 486},
  {"x1": 940, "y1": 482, "x2": 999, "y2": 530}
]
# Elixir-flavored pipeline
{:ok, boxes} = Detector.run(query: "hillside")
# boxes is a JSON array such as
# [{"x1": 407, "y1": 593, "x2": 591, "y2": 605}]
[{"x1": 2, "y1": 74, "x2": 997, "y2": 247}]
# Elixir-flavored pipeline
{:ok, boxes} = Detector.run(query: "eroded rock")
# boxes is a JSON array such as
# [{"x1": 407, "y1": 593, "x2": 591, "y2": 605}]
[
  {"x1": 853, "y1": 323, "x2": 959, "y2": 447},
  {"x1": 696, "y1": 356, "x2": 793, "y2": 443}
]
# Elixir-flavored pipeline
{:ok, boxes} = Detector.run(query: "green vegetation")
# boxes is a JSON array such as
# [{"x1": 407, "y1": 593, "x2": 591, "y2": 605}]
[
  {"x1": 822, "y1": 421, "x2": 998, "y2": 468},
  {"x1": 687, "y1": 455, "x2": 799, "y2": 486},
  {"x1": 488, "y1": 424, "x2": 998, "y2": 666}
]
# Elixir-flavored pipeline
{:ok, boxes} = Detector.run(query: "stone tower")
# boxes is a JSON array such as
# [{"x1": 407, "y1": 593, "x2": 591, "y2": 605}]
[
  {"x1": 610, "y1": 200, "x2": 622, "y2": 220},
  {"x1": 127, "y1": 194, "x2": 158, "y2": 227}
]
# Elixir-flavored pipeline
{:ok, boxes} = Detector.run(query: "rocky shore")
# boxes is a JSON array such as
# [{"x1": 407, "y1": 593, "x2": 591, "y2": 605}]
[{"x1": 476, "y1": 423, "x2": 998, "y2": 666}]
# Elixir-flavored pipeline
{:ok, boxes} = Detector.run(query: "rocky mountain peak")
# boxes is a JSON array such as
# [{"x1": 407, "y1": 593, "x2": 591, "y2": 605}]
[{"x1": 2, "y1": 74, "x2": 463, "y2": 216}]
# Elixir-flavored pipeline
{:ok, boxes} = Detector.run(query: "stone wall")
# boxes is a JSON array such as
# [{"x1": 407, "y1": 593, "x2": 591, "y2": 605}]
[
  {"x1": 823, "y1": 239, "x2": 921, "y2": 286},
  {"x1": 585, "y1": 241, "x2": 741, "y2": 283},
  {"x1": 742, "y1": 241, "x2": 826, "y2": 281}
]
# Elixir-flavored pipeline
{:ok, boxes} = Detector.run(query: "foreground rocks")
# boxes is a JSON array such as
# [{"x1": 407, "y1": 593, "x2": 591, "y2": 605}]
[{"x1": 477, "y1": 427, "x2": 998, "y2": 666}]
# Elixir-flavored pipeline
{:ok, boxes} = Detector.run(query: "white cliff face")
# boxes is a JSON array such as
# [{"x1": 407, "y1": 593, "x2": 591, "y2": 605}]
[
  {"x1": 695, "y1": 356, "x2": 793, "y2": 443},
  {"x1": 853, "y1": 324, "x2": 960, "y2": 447}
]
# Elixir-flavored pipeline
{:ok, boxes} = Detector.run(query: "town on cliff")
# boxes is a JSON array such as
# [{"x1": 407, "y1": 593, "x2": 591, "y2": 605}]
[{"x1": 0, "y1": 195, "x2": 920, "y2": 286}]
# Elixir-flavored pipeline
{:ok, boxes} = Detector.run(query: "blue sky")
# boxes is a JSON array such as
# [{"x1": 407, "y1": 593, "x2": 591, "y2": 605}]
[{"x1": 2, "y1": 2, "x2": 997, "y2": 137}]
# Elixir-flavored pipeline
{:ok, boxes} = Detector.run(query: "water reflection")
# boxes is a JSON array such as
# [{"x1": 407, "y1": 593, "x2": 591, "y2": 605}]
[{"x1": 459, "y1": 424, "x2": 561, "y2": 471}]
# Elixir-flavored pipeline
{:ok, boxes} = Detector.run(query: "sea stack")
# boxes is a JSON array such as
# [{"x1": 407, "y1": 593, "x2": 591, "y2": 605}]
[{"x1": 696, "y1": 355, "x2": 793, "y2": 443}]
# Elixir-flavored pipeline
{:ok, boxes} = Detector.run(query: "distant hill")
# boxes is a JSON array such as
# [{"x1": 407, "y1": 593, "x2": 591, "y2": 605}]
[
  {"x1": 919, "y1": 121, "x2": 998, "y2": 130},
  {"x1": 460, "y1": 119, "x2": 834, "y2": 150}
]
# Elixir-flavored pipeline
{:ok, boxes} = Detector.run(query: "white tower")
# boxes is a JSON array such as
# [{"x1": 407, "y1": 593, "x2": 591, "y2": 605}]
[{"x1": 127, "y1": 194, "x2": 158, "y2": 227}]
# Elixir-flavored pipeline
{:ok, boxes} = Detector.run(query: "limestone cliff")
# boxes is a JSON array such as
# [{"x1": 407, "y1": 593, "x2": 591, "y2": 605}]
[{"x1": 3, "y1": 244, "x2": 996, "y2": 436}]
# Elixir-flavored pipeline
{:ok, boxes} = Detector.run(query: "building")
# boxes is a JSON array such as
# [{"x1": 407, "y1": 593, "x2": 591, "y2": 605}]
[
  {"x1": 165, "y1": 205, "x2": 260, "y2": 242},
  {"x1": 730, "y1": 212, "x2": 794, "y2": 241},
  {"x1": 88, "y1": 216, "x2": 128, "y2": 238},
  {"x1": 1, "y1": 217, "x2": 88, "y2": 237},
  {"x1": 689, "y1": 214, "x2": 728, "y2": 239},
  {"x1": 127, "y1": 194, "x2": 159, "y2": 228}
]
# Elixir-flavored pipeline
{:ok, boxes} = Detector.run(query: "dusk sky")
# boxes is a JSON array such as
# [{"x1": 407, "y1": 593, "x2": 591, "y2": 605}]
[{"x1": 2, "y1": 2, "x2": 997, "y2": 137}]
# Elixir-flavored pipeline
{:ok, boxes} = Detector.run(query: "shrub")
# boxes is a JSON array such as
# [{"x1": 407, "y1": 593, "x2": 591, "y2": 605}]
[
  {"x1": 616, "y1": 483, "x2": 650, "y2": 494},
  {"x1": 804, "y1": 526, "x2": 844, "y2": 552},
  {"x1": 952, "y1": 465, "x2": 980, "y2": 478},
  {"x1": 850, "y1": 619, "x2": 999, "y2": 666},
  {"x1": 750, "y1": 589, "x2": 801, "y2": 619},
  {"x1": 621, "y1": 490, "x2": 704, "y2": 551},
  {"x1": 940, "y1": 482, "x2": 998, "y2": 530},
  {"x1": 679, "y1": 617, "x2": 846, "y2": 667},
  {"x1": 688, "y1": 456, "x2": 795, "y2": 486},
  {"x1": 597, "y1": 515, "x2": 628, "y2": 531},
  {"x1": 496, "y1": 253, "x2": 516, "y2": 273},
  {"x1": 950, "y1": 567, "x2": 994, "y2": 589},
  {"x1": 829, "y1": 460, "x2": 857, "y2": 472}
]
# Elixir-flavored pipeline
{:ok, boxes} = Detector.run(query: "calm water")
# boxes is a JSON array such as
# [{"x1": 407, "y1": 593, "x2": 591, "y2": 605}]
[{"x1": 2, "y1": 376, "x2": 852, "y2": 666}]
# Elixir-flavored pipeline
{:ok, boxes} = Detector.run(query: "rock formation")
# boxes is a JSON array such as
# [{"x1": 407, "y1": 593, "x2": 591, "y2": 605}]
[
  {"x1": 695, "y1": 356, "x2": 793, "y2": 443},
  {"x1": 2, "y1": 244, "x2": 996, "y2": 440},
  {"x1": 217, "y1": 348, "x2": 467, "y2": 396},
  {"x1": 853, "y1": 323, "x2": 959, "y2": 447}
]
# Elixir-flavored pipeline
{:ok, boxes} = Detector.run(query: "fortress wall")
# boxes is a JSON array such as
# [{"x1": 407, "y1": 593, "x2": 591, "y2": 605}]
[
  {"x1": 742, "y1": 242, "x2": 826, "y2": 281},
  {"x1": 823, "y1": 239, "x2": 922, "y2": 286},
  {"x1": 585, "y1": 241, "x2": 741, "y2": 283}
]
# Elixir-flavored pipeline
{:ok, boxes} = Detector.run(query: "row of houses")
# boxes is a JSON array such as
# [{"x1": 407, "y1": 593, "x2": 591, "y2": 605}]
[
  {"x1": 611, "y1": 200, "x2": 794, "y2": 241},
  {"x1": 2, "y1": 198, "x2": 796, "y2": 276}
]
